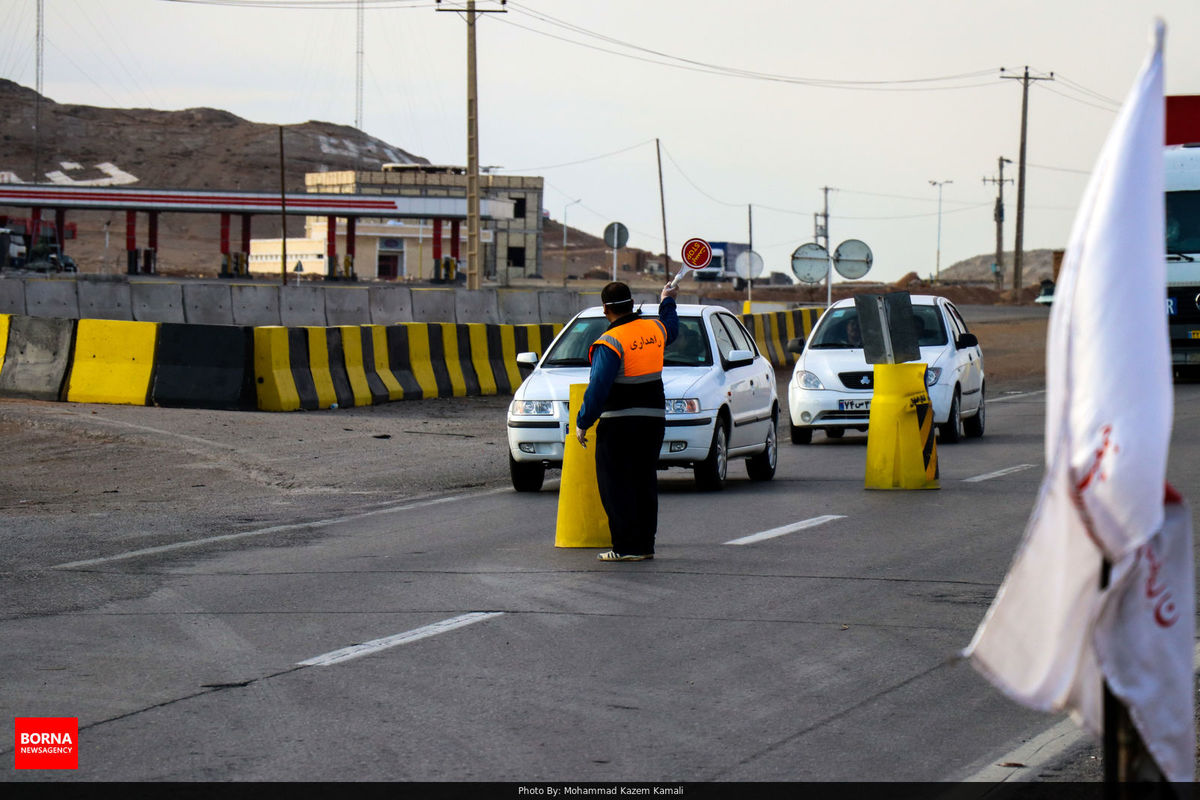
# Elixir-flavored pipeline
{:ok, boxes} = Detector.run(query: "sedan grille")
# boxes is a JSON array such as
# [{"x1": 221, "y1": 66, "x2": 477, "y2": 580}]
[{"x1": 838, "y1": 371, "x2": 874, "y2": 390}]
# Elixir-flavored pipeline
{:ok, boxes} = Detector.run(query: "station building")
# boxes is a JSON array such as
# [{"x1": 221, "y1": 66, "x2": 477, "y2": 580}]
[{"x1": 248, "y1": 164, "x2": 544, "y2": 281}]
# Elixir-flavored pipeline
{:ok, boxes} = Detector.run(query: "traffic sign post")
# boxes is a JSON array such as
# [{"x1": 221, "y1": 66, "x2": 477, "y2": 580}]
[
  {"x1": 734, "y1": 249, "x2": 764, "y2": 306},
  {"x1": 603, "y1": 222, "x2": 629, "y2": 282}
]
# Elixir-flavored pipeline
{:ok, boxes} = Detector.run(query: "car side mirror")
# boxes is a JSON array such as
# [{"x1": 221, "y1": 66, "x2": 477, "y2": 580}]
[
  {"x1": 516, "y1": 352, "x2": 539, "y2": 372},
  {"x1": 956, "y1": 333, "x2": 978, "y2": 349},
  {"x1": 726, "y1": 348, "x2": 755, "y2": 368},
  {"x1": 786, "y1": 337, "x2": 805, "y2": 354}
]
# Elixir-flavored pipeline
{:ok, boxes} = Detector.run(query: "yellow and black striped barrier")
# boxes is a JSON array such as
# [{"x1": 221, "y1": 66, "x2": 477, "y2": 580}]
[
  {"x1": 0, "y1": 304, "x2": 810, "y2": 412},
  {"x1": 741, "y1": 307, "x2": 823, "y2": 367},
  {"x1": 0, "y1": 314, "x2": 563, "y2": 412}
]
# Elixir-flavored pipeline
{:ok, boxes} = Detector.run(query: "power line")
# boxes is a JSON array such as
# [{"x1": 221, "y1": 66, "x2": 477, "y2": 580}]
[
  {"x1": 500, "y1": 1, "x2": 999, "y2": 92},
  {"x1": 659, "y1": 143, "x2": 744, "y2": 208},
  {"x1": 500, "y1": 139, "x2": 654, "y2": 172}
]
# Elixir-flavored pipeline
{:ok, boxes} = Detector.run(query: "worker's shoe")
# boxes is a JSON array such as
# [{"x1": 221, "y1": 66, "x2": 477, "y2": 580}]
[{"x1": 597, "y1": 551, "x2": 653, "y2": 562}]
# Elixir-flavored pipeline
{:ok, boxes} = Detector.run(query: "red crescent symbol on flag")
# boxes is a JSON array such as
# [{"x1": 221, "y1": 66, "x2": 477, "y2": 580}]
[{"x1": 1154, "y1": 595, "x2": 1179, "y2": 628}]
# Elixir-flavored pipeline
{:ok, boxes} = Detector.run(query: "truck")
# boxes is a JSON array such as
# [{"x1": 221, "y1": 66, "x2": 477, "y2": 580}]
[
  {"x1": 693, "y1": 241, "x2": 749, "y2": 283},
  {"x1": 0, "y1": 228, "x2": 26, "y2": 269},
  {"x1": 1165, "y1": 96, "x2": 1200, "y2": 377}
]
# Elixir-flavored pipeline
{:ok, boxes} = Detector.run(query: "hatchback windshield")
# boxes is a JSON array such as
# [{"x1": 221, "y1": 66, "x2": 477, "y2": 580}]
[
  {"x1": 542, "y1": 315, "x2": 711, "y2": 367},
  {"x1": 808, "y1": 306, "x2": 947, "y2": 349}
]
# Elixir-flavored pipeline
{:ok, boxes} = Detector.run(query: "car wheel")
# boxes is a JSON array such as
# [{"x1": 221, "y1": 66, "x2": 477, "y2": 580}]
[
  {"x1": 825, "y1": 428, "x2": 845, "y2": 439},
  {"x1": 746, "y1": 415, "x2": 777, "y2": 481},
  {"x1": 790, "y1": 424, "x2": 812, "y2": 444},
  {"x1": 939, "y1": 389, "x2": 963, "y2": 444},
  {"x1": 964, "y1": 384, "x2": 986, "y2": 438},
  {"x1": 695, "y1": 421, "x2": 729, "y2": 491},
  {"x1": 509, "y1": 453, "x2": 545, "y2": 492}
]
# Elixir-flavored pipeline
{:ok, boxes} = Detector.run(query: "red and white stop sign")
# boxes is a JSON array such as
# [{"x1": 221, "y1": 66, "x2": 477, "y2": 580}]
[{"x1": 681, "y1": 238, "x2": 712, "y2": 269}]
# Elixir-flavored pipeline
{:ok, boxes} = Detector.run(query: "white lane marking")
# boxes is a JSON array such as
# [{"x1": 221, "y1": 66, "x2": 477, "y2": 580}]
[
  {"x1": 52, "y1": 488, "x2": 509, "y2": 569},
  {"x1": 960, "y1": 640, "x2": 1200, "y2": 782},
  {"x1": 963, "y1": 464, "x2": 1037, "y2": 483},
  {"x1": 724, "y1": 515, "x2": 846, "y2": 546},
  {"x1": 990, "y1": 390, "x2": 1046, "y2": 403},
  {"x1": 297, "y1": 612, "x2": 505, "y2": 667}
]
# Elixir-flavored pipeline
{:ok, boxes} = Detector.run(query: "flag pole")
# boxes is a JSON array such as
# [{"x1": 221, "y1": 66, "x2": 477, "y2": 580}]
[{"x1": 1101, "y1": 557, "x2": 1168, "y2": 790}]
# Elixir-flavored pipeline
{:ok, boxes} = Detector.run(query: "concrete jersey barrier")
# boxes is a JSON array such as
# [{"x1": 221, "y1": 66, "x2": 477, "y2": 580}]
[{"x1": 0, "y1": 304, "x2": 807, "y2": 412}]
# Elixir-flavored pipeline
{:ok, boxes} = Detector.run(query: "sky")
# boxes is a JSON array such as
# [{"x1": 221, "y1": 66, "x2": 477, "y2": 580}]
[{"x1": 2, "y1": 0, "x2": 1200, "y2": 284}]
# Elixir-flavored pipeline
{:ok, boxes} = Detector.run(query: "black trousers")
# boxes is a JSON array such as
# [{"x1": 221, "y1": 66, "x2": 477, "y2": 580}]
[{"x1": 595, "y1": 415, "x2": 666, "y2": 555}]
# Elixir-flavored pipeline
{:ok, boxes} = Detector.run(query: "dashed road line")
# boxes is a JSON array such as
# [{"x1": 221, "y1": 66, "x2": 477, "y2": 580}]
[
  {"x1": 52, "y1": 487, "x2": 509, "y2": 569},
  {"x1": 297, "y1": 612, "x2": 505, "y2": 666},
  {"x1": 724, "y1": 515, "x2": 846, "y2": 546},
  {"x1": 963, "y1": 464, "x2": 1037, "y2": 483},
  {"x1": 990, "y1": 390, "x2": 1046, "y2": 403}
]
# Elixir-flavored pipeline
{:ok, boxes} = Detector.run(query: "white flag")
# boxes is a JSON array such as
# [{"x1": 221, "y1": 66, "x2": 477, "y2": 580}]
[{"x1": 965, "y1": 21, "x2": 1195, "y2": 782}]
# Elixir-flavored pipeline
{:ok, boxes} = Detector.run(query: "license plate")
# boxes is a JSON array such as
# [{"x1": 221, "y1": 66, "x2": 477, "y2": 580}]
[{"x1": 838, "y1": 399, "x2": 871, "y2": 411}]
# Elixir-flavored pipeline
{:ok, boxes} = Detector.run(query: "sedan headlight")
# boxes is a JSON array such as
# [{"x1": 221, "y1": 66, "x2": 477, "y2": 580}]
[
  {"x1": 510, "y1": 399, "x2": 555, "y2": 416},
  {"x1": 794, "y1": 370, "x2": 825, "y2": 391},
  {"x1": 924, "y1": 367, "x2": 942, "y2": 387},
  {"x1": 666, "y1": 398, "x2": 702, "y2": 413}
]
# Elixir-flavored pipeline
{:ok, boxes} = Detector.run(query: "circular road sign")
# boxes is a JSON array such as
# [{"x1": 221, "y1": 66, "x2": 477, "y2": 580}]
[
  {"x1": 833, "y1": 238, "x2": 874, "y2": 280},
  {"x1": 733, "y1": 250, "x2": 764, "y2": 280},
  {"x1": 604, "y1": 222, "x2": 630, "y2": 250},
  {"x1": 791, "y1": 242, "x2": 830, "y2": 284},
  {"x1": 681, "y1": 237, "x2": 713, "y2": 269}
]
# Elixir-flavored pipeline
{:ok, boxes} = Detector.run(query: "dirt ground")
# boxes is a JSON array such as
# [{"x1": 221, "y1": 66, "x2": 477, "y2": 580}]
[{"x1": 0, "y1": 306, "x2": 1048, "y2": 535}]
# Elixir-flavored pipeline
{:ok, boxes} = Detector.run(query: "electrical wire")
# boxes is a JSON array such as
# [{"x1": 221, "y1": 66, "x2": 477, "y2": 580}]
[
  {"x1": 1036, "y1": 83, "x2": 1120, "y2": 114},
  {"x1": 1054, "y1": 73, "x2": 1122, "y2": 107},
  {"x1": 506, "y1": 1, "x2": 999, "y2": 91},
  {"x1": 501, "y1": 139, "x2": 654, "y2": 172},
  {"x1": 160, "y1": 0, "x2": 435, "y2": 8},
  {"x1": 834, "y1": 202, "x2": 991, "y2": 221},
  {"x1": 658, "y1": 144, "x2": 744, "y2": 208}
]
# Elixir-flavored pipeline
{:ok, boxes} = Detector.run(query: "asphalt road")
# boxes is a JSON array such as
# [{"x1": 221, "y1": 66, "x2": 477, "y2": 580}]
[{"x1": 1, "y1": 334, "x2": 1198, "y2": 785}]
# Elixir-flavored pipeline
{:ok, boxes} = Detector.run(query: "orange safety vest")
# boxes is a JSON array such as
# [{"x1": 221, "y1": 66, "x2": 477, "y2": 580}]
[{"x1": 589, "y1": 315, "x2": 668, "y2": 418}]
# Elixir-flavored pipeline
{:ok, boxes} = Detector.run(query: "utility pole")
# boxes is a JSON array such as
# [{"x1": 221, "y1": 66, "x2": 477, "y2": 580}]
[
  {"x1": 279, "y1": 126, "x2": 288, "y2": 286},
  {"x1": 929, "y1": 179, "x2": 952, "y2": 281},
  {"x1": 656, "y1": 138, "x2": 669, "y2": 277},
  {"x1": 355, "y1": 0, "x2": 364, "y2": 131},
  {"x1": 1002, "y1": 66, "x2": 1053, "y2": 293},
  {"x1": 437, "y1": 0, "x2": 507, "y2": 290},
  {"x1": 747, "y1": 203, "x2": 753, "y2": 303},
  {"x1": 983, "y1": 157, "x2": 1014, "y2": 290},
  {"x1": 34, "y1": 0, "x2": 43, "y2": 183},
  {"x1": 561, "y1": 197, "x2": 580, "y2": 286}
]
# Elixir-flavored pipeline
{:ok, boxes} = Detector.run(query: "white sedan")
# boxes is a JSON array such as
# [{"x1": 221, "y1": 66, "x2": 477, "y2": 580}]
[
  {"x1": 507, "y1": 303, "x2": 780, "y2": 492},
  {"x1": 786, "y1": 295, "x2": 985, "y2": 444}
]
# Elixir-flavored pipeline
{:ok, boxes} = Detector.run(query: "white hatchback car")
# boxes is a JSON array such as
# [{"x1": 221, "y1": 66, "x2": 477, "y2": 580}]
[
  {"x1": 507, "y1": 303, "x2": 780, "y2": 492},
  {"x1": 786, "y1": 295, "x2": 985, "y2": 444}
]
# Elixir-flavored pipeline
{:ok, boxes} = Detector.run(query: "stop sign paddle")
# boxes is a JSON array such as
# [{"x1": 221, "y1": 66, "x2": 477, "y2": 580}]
[{"x1": 671, "y1": 238, "x2": 712, "y2": 287}]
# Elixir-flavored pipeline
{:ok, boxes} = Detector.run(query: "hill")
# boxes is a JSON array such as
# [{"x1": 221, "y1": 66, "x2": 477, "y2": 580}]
[
  {"x1": 939, "y1": 248, "x2": 1060, "y2": 285},
  {"x1": 0, "y1": 80, "x2": 435, "y2": 274}
]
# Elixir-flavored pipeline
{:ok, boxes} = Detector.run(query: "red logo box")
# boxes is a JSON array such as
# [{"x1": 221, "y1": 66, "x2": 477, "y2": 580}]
[{"x1": 14, "y1": 717, "x2": 78, "y2": 770}]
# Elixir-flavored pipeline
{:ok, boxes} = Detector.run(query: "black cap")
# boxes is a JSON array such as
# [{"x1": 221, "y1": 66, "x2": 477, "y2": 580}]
[{"x1": 601, "y1": 281, "x2": 634, "y2": 312}]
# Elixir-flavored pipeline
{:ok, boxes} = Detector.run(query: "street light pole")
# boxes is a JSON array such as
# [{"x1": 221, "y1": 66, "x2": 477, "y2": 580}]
[
  {"x1": 929, "y1": 179, "x2": 953, "y2": 280},
  {"x1": 561, "y1": 198, "x2": 580, "y2": 286}
]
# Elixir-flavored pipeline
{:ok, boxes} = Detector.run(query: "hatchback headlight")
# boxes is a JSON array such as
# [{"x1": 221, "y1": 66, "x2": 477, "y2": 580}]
[
  {"x1": 510, "y1": 399, "x2": 555, "y2": 416},
  {"x1": 666, "y1": 398, "x2": 701, "y2": 413},
  {"x1": 795, "y1": 370, "x2": 825, "y2": 391},
  {"x1": 924, "y1": 367, "x2": 942, "y2": 387}
]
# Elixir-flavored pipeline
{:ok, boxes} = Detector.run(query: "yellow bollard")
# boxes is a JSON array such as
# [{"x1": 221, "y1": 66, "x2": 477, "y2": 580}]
[
  {"x1": 864, "y1": 363, "x2": 939, "y2": 490},
  {"x1": 555, "y1": 383, "x2": 611, "y2": 548}
]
